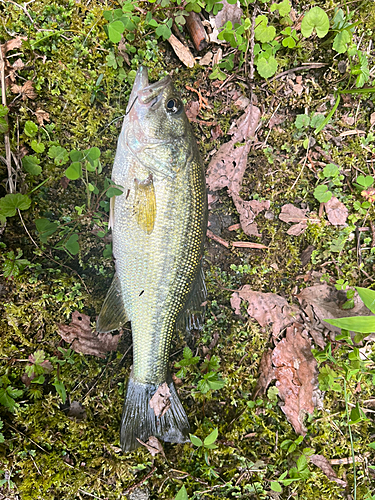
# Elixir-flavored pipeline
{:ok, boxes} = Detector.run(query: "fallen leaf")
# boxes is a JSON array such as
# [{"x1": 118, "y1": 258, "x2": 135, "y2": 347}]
[
  {"x1": 1, "y1": 36, "x2": 27, "y2": 55},
  {"x1": 268, "y1": 113, "x2": 286, "y2": 129},
  {"x1": 35, "y1": 109, "x2": 50, "y2": 126},
  {"x1": 279, "y1": 203, "x2": 309, "y2": 235},
  {"x1": 272, "y1": 323, "x2": 318, "y2": 435},
  {"x1": 300, "y1": 245, "x2": 315, "y2": 267},
  {"x1": 324, "y1": 196, "x2": 348, "y2": 225},
  {"x1": 68, "y1": 401, "x2": 87, "y2": 421},
  {"x1": 293, "y1": 83, "x2": 303, "y2": 96},
  {"x1": 199, "y1": 51, "x2": 213, "y2": 66},
  {"x1": 230, "y1": 286, "x2": 301, "y2": 338},
  {"x1": 211, "y1": 123, "x2": 223, "y2": 140},
  {"x1": 297, "y1": 284, "x2": 374, "y2": 335},
  {"x1": 234, "y1": 95, "x2": 250, "y2": 110},
  {"x1": 254, "y1": 349, "x2": 275, "y2": 397},
  {"x1": 185, "y1": 100, "x2": 200, "y2": 121},
  {"x1": 149, "y1": 382, "x2": 171, "y2": 417},
  {"x1": 136, "y1": 436, "x2": 165, "y2": 457},
  {"x1": 309, "y1": 454, "x2": 347, "y2": 487},
  {"x1": 58, "y1": 311, "x2": 121, "y2": 358},
  {"x1": 168, "y1": 34, "x2": 195, "y2": 68},
  {"x1": 11, "y1": 80, "x2": 37, "y2": 100},
  {"x1": 371, "y1": 112, "x2": 375, "y2": 126},
  {"x1": 230, "y1": 193, "x2": 270, "y2": 237},
  {"x1": 213, "y1": 0, "x2": 243, "y2": 29},
  {"x1": 206, "y1": 105, "x2": 261, "y2": 193}
]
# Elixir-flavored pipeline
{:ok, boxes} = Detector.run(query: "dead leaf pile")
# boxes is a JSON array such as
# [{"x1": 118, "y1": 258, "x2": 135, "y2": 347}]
[
  {"x1": 206, "y1": 104, "x2": 268, "y2": 237},
  {"x1": 58, "y1": 311, "x2": 122, "y2": 358},
  {"x1": 230, "y1": 285, "x2": 301, "y2": 338},
  {"x1": 272, "y1": 323, "x2": 318, "y2": 436},
  {"x1": 232, "y1": 283, "x2": 375, "y2": 435},
  {"x1": 279, "y1": 203, "x2": 320, "y2": 236},
  {"x1": 324, "y1": 196, "x2": 348, "y2": 226}
]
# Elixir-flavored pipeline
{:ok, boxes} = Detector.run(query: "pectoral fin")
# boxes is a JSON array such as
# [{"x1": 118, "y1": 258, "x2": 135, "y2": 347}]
[
  {"x1": 133, "y1": 174, "x2": 156, "y2": 234},
  {"x1": 97, "y1": 274, "x2": 129, "y2": 333},
  {"x1": 177, "y1": 264, "x2": 207, "y2": 332}
]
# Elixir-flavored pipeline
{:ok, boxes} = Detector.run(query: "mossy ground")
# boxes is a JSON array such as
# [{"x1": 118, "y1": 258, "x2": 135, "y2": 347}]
[{"x1": 1, "y1": 0, "x2": 375, "y2": 498}]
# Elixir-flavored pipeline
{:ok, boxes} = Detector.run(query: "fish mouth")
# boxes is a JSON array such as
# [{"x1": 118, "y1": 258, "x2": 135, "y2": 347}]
[{"x1": 126, "y1": 66, "x2": 171, "y2": 113}]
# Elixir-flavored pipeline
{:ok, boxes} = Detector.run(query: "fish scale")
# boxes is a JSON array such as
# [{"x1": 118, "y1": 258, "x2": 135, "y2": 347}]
[{"x1": 97, "y1": 67, "x2": 207, "y2": 451}]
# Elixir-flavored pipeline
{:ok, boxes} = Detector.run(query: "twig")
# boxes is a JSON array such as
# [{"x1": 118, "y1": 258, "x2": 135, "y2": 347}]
[
  {"x1": 0, "y1": 41, "x2": 15, "y2": 193},
  {"x1": 261, "y1": 63, "x2": 327, "y2": 87},
  {"x1": 248, "y1": 6, "x2": 257, "y2": 81},
  {"x1": 123, "y1": 466, "x2": 157, "y2": 495},
  {"x1": 1, "y1": 0, "x2": 35, "y2": 24},
  {"x1": 78, "y1": 489, "x2": 103, "y2": 499},
  {"x1": 207, "y1": 229, "x2": 267, "y2": 250},
  {"x1": 290, "y1": 136, "x2": 311, "y2": 191}
]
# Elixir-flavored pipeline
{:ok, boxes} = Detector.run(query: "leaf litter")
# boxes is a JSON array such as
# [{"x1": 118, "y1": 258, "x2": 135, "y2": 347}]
[
  {"x1": 58, "y1": 310, "x2": 122, "y2": 358},
  {"x1": 232, "y1": 282, "x2": 375, "y2": 434}
]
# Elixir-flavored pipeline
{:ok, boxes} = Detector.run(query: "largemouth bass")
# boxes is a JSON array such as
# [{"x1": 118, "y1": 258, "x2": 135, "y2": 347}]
[{"x1": 97, "y1": 66, "x2": 208, "y2": 451}]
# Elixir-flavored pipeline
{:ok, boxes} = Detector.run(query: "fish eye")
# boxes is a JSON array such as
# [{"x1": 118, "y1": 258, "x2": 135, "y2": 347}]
[{"x1": 166, "y1": 98, "x2": 181, "y2": 114}]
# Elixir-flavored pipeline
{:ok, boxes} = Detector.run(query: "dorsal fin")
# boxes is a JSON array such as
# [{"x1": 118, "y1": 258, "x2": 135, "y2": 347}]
[
  {"x1": 177, "y1": 264, "x2": 207, "y2": 332},
  {"x1": 97, "y1": 274, "x2": 129, "y2": 333}
]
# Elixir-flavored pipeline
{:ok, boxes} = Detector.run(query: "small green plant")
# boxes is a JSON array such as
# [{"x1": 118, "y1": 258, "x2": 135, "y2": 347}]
[
  {"x1": 270, "y1": 448, "x2": 313, "y2": 492},
  {"x1": 174, "y1": 485, "x2": 189, "y2": 500},
  {"x1": 175, "y1": 347, "x2": 225, "y2": 395},
  {"x1": 312, "y1": 163, "x2": 344, "y2": 203},
  {"x1": 0, "y1": 376, "x2": 23, "y2": 412},
  {"x1": 0, "y1": 247, "x2": 30, "y2": 279}
]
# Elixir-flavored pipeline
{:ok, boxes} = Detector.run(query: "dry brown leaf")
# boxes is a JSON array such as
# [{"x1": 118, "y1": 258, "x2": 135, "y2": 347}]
[
  {"x1": 35, "y1": 109, "x2": 50, "y2": 126},
  {"x1": 272, "y1": 323, "x2": 318, "y2": 435},
  {"x1": 185, "y1": 100, "x2": 200, "y2": 121},
  {"x1": 58, "y1": 311, "x2": 121, "y2": 358},
  {"x1": 214, "y1": 0, "x2": 243, "y2": 29},
  {"x1": 279, "y1": 203, "x2": 308, "y2": 235},
  {"x1": 211, "y1": 123, "x2": 223, "y2": 140},
  {"x1": 168, "y1": 34, "x2": 195, "y2": 68},
  {"x1": 297, "y1": 283, "x2": 374, "y2": 335},
  {"x1": 199, "y1": 51, "x2": 213, "y2": 66},
  {"x1": 268, "y1": 113, "x2": 286, "y2": 129},
  {"x1": 371, "y1": 112, "x2": 375, "y2": 126},
  {"x1": 149, "y1": 383, "x2": 171, "y2": 417},
  {"x1": 136, "y1": 436, "x2": 165, "y2": 457},
  {"x1": 230, "y1": 193, "x2": 270, "y2": 237},
  {"x1": 309, "y1": 454, "x2": 347, "y2": 487},
  {"x1": 254, "y1": 349, "x2": 275, "y2": 397},
  {"x1": 11, "y1": 80, "x2": 37, "y2": 100},
  {"x1": 324, "y1": 196, "x2": 348, "y2": 225},
  {"x1": 206, "y1": 105, "x2": 261, "y2": 193},
  {"x1": 292, "y1": 83, "x2": 303, "y2": 96},
  {"x1": 1, "y1": 36, "x2": 27, "y2": 55},
  {"x1": 230, "y1": 285, "x2": 301, "y2": 338}
]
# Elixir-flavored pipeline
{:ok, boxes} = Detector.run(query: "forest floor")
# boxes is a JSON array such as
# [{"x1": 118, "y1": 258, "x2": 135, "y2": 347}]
[{"x1": 1, "y1": 0, "x2": 375, "y2": 498}]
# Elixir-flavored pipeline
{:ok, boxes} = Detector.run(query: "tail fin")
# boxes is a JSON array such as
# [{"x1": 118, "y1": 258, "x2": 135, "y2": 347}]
[{"x1": 120, "y1": 373, "x2": 190, "y2": 452}]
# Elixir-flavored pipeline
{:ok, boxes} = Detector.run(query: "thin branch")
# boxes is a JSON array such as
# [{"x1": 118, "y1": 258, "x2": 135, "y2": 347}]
[{"x1": 0, "y1": 42, "x2": 15, "y2": 193}]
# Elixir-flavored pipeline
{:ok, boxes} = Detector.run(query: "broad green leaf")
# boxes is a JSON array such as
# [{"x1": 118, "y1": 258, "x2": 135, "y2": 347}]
[
  {"x1": 270, "y1": 0, "x2": 291, "y2": 17},
  {"x1": 70, "y1": 150, "x2": 84, "y2": 162},
  {"x1": 53, "y1": 379, "x2": 67, "y2": 403},
  {"x1": 282, "y1": 36, "x2": 296, "y2": 48},
  {"x1": 65, "y1": 162, "x2": 82, "y2": 180},
  {"x1": 175, "y1": 485, "x2": 189, "y2": 500},
  {"x1": 108, "y1": 20, "x2": 125, "y2": 43},
  {"x1": 35, "y1": 218, "x2": 59, "y2": 242},
  {"x1": 64, "y1": 233, "x2": 79, "y2": 255},
  {"x1": 313, "y1": 185, "x2": 332, "y2": 203},
  {"x1": 103, "y1": 243, "x2": 112, "y2": 259},
  {"x1": 189, "y1": 434, "x2": 203, "y2": 447},
  {"x1": 295, "y1": 114, "x2": 310, "y2": 129},
  {"x1": 310, "y1": 113, "x2": 325, "y2": 130},
  {"x1": 324, "y1": 315, "x2": 375, "y2": 333},
  {"x1": 301, "y1": 7, "x2": 329, "y2": 38},
  {"x1": 22, "y1": 155, "x2": 42, "y2": 175},
  {"x1": 209, "y1": 66, "x2": 227, "y2": 81},
  {"x1": 323, "y1": 163, "x2": 339, "y2": 178},
  {"x1": 0, "y1": 116, "x2": 8, "y2": 134},
  {"x1": 207, "y1": 377, "x2": 225, "y2": 391},
  {"x1": 333, "y1": 30, "x2": 351, "y2": 54},
  {"x1": 0, "y1": 104, "x2": 8, "y2": 117},
  {"x1": 85, "y1": 147, "x2": 100, "y2": 163},
  {"x1": 106, "y1": 187, "x2": 123, "y2": 198},
  {"x1": 48, "y1": 145, "x2": 69, "y2": 165},
  {"x1": 270, "y1": 481, "x2": 282, "y2": 492},
  {"x1": 88, "y1": 183, "x2": 95, "y2": 192},
  {"x1": 204, "y1": 427, "x2": 218, "y2": 446},
  {"x1": 0, "y1": 193, "x2": 31, "y2": 217},
  {"x1": 256, "y1": 55, "x2": 278, "y2": 78},
  {"x1": 254, "y1": 16, "x2": 276, "y2": 43},
  {"x1": 355, "y1": 287, "x2": 375, "y2": 314},
  {"x1": 369, "y1": 442, "x2": 375, "y2": 450},
  {"x1": 356, "y1": 175, "x2": 373, "y2": 188},
  {"x1": 24, "y1": 120, "x2": 38, "y2": 138},
  {"x1": 31, "y1": 140, "x2": 45, "y2": 153}
]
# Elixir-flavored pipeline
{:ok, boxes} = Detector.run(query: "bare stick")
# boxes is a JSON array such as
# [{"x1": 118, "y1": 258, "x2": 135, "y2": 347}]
[{"x1": 0, "y1": 43, "x2": 15, "y2": 193}]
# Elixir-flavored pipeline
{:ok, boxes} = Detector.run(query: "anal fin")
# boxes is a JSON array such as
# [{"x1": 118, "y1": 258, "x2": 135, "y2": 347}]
[
  {"x1": 97, "y1": 274, "x2": 129, "y2": 333},
  {"x1": 177, "y1": 264, "x2": 207, "y2": 332}
]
